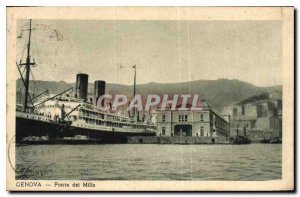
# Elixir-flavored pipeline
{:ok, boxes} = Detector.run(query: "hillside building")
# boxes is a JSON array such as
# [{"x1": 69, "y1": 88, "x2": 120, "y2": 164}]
[{"x1": 222, "y1": 92, "x2": 282, "y2": 141}]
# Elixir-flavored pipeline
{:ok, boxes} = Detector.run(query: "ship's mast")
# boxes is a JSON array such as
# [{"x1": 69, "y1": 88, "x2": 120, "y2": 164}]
[{"x1": 22, "y1": 19, "x2": 35, "y2": 111}]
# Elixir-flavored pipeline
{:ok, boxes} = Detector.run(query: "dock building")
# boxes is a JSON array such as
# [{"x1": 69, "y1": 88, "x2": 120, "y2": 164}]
[{"x1": 153, "y1": 100, "x2": 230, "y2": 142}]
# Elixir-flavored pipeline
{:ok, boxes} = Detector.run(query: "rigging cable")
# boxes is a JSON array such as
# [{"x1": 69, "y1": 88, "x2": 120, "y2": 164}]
[
  {"x1": 16, "y1": 25, "x2": 30, "y2": 63},
  {"x1": 33, "y1": 34, "x2": 47, "y2": 92},
  {"x1": 30, "y1": 69, "x2": 37, "y2": 103}
]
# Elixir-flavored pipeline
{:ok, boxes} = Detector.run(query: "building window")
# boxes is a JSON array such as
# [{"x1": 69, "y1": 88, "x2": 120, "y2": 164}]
[
  {"x1": 179, "y1": 114, "x2": 188, "y2": 122},
  {"x1": 200, "y1": 113, "x2": 204, "y2": 121},
  {"x1": 200, "y1": 127, "x2": 204, "y2": 136},
  {"x1": 162, "y1": 127, "x2": 166, "y2": 135},
  {"x1": 162, "y1": 115, "x2": 166, "y2": 122},
  {"x1": 233, "y1": 108, "x2": 237, "y2": 116},
  {"x1": 242, "y1": 106, "x2": 245, "y2": 115}
]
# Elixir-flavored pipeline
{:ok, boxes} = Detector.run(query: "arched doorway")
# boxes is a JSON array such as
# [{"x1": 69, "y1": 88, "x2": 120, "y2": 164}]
[{"x1": 174, "y1": 124, "x2": 192, "y2": 136}]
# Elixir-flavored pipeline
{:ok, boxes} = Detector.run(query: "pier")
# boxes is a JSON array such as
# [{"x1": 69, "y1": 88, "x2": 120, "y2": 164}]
[{"x1": 127, "y1": 136, "x2": 230, "y2": 144}]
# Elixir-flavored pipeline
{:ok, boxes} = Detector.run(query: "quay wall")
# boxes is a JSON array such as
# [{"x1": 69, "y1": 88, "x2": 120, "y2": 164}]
[{"x1": 127, "y1": 136, "x2": 229, "y2": 144}]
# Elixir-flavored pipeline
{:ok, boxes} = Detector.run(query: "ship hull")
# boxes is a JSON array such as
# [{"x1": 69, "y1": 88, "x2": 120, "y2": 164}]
[{"x1": 16, "y1": 116, "x2": 156, "y2": 144}]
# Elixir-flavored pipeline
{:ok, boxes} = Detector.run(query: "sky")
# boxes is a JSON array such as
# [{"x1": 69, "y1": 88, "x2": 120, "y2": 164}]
[{"x1": 16, "y1": 19, "x2": 282, "y2": 87}]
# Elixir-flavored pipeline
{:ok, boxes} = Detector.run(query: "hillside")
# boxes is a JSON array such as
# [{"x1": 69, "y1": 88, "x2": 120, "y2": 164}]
[{"x1": 16, "y1": 79, "x2": 282, "y2": 113}]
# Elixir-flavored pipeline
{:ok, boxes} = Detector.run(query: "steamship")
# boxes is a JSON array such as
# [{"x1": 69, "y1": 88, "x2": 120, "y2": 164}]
[{"x1": 15, "y1": 19, "x2": 156, "y2": 144}]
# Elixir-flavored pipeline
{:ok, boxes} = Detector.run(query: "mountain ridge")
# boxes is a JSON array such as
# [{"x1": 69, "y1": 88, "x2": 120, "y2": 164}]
[{"x1": 16, "y1": 78, "x2": 282, "y2": 113}]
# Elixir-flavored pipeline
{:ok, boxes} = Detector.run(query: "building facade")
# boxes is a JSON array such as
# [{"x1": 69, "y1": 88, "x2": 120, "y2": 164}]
[
  {"x1": 222, "y1": 93, "x2": 282, "y2": 141},
  {"x1": 153, "y1": 101, "x2": 230, "y2": 139}
]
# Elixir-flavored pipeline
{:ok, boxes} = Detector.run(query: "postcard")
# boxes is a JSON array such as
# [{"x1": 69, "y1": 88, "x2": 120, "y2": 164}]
[{"x1": 6, "y1": 6, "x2": 294, "y2": 191}]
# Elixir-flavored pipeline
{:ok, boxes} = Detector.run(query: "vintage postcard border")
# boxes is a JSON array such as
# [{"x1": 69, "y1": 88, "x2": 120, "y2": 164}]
[{"x1": 6, "y1": 6, "x2": 294, "y2": 191}]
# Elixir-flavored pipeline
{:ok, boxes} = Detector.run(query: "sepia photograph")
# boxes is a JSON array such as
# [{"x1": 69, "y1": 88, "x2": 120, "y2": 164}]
[{"x1": 6, "y1": 7, "x2": 294, "y2": 191}]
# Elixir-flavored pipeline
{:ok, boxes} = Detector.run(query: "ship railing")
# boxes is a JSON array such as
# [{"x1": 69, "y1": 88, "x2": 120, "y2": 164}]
[{"x1": 17, "y1": 111, "x2": 51, "y2": 122}]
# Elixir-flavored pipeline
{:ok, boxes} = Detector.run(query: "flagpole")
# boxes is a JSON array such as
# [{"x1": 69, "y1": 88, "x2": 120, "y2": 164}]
[
  {"x1": 133, "y1": 65, "x2": 136, "y2": 99},
  {"x1": 132, "y1": 65, "x2": 136, "y2": 119}
]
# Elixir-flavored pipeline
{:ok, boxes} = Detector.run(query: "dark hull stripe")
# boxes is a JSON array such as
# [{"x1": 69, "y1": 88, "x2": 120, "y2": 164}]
[{"x1": 16, "y1": 116, "x2": 156, "y2": 144}]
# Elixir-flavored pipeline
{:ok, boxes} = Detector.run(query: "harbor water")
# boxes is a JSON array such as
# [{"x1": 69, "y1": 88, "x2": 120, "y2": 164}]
[{"x1": 16, "y1": 144, "x2": 281, "y2": 181}]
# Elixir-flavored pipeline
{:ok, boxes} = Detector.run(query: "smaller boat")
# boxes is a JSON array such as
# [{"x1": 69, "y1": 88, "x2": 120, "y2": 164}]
[
  {"x1": 261, "y1": 137, "x2": 282, "y2": 144},
  {"x1": 260, "y1": 137, "x2": 269, "y2": 143},
  {"x1": 20, "y1": 136, "x2": 51, "y2": 145},
  {"x1": 174, "y1": 141, "x2": 189, "y2": 145},
  {"x1": 16, "y1": 144, "x2": 29, "y2": 147},
  {"x1": 269, "y1": 138, "x2": 282, "y2": 144},
  {"x1": 231, "y1": 127, "x2": 251, "y2": 145},
  {"x1": 57, "y1": 135, "x2": 101, "y2": 144},
  {"x1": 231, "y1": 136, "x2": 251, "y2": 145}
]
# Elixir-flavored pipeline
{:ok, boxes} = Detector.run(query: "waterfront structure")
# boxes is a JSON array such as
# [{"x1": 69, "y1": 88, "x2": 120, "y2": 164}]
[
  {"x1": 222, "y1": 92, "x2": 282, "y2": 141},
  {"x1": 153, "y1": 101, "x2": 230, "y2": 140}
]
